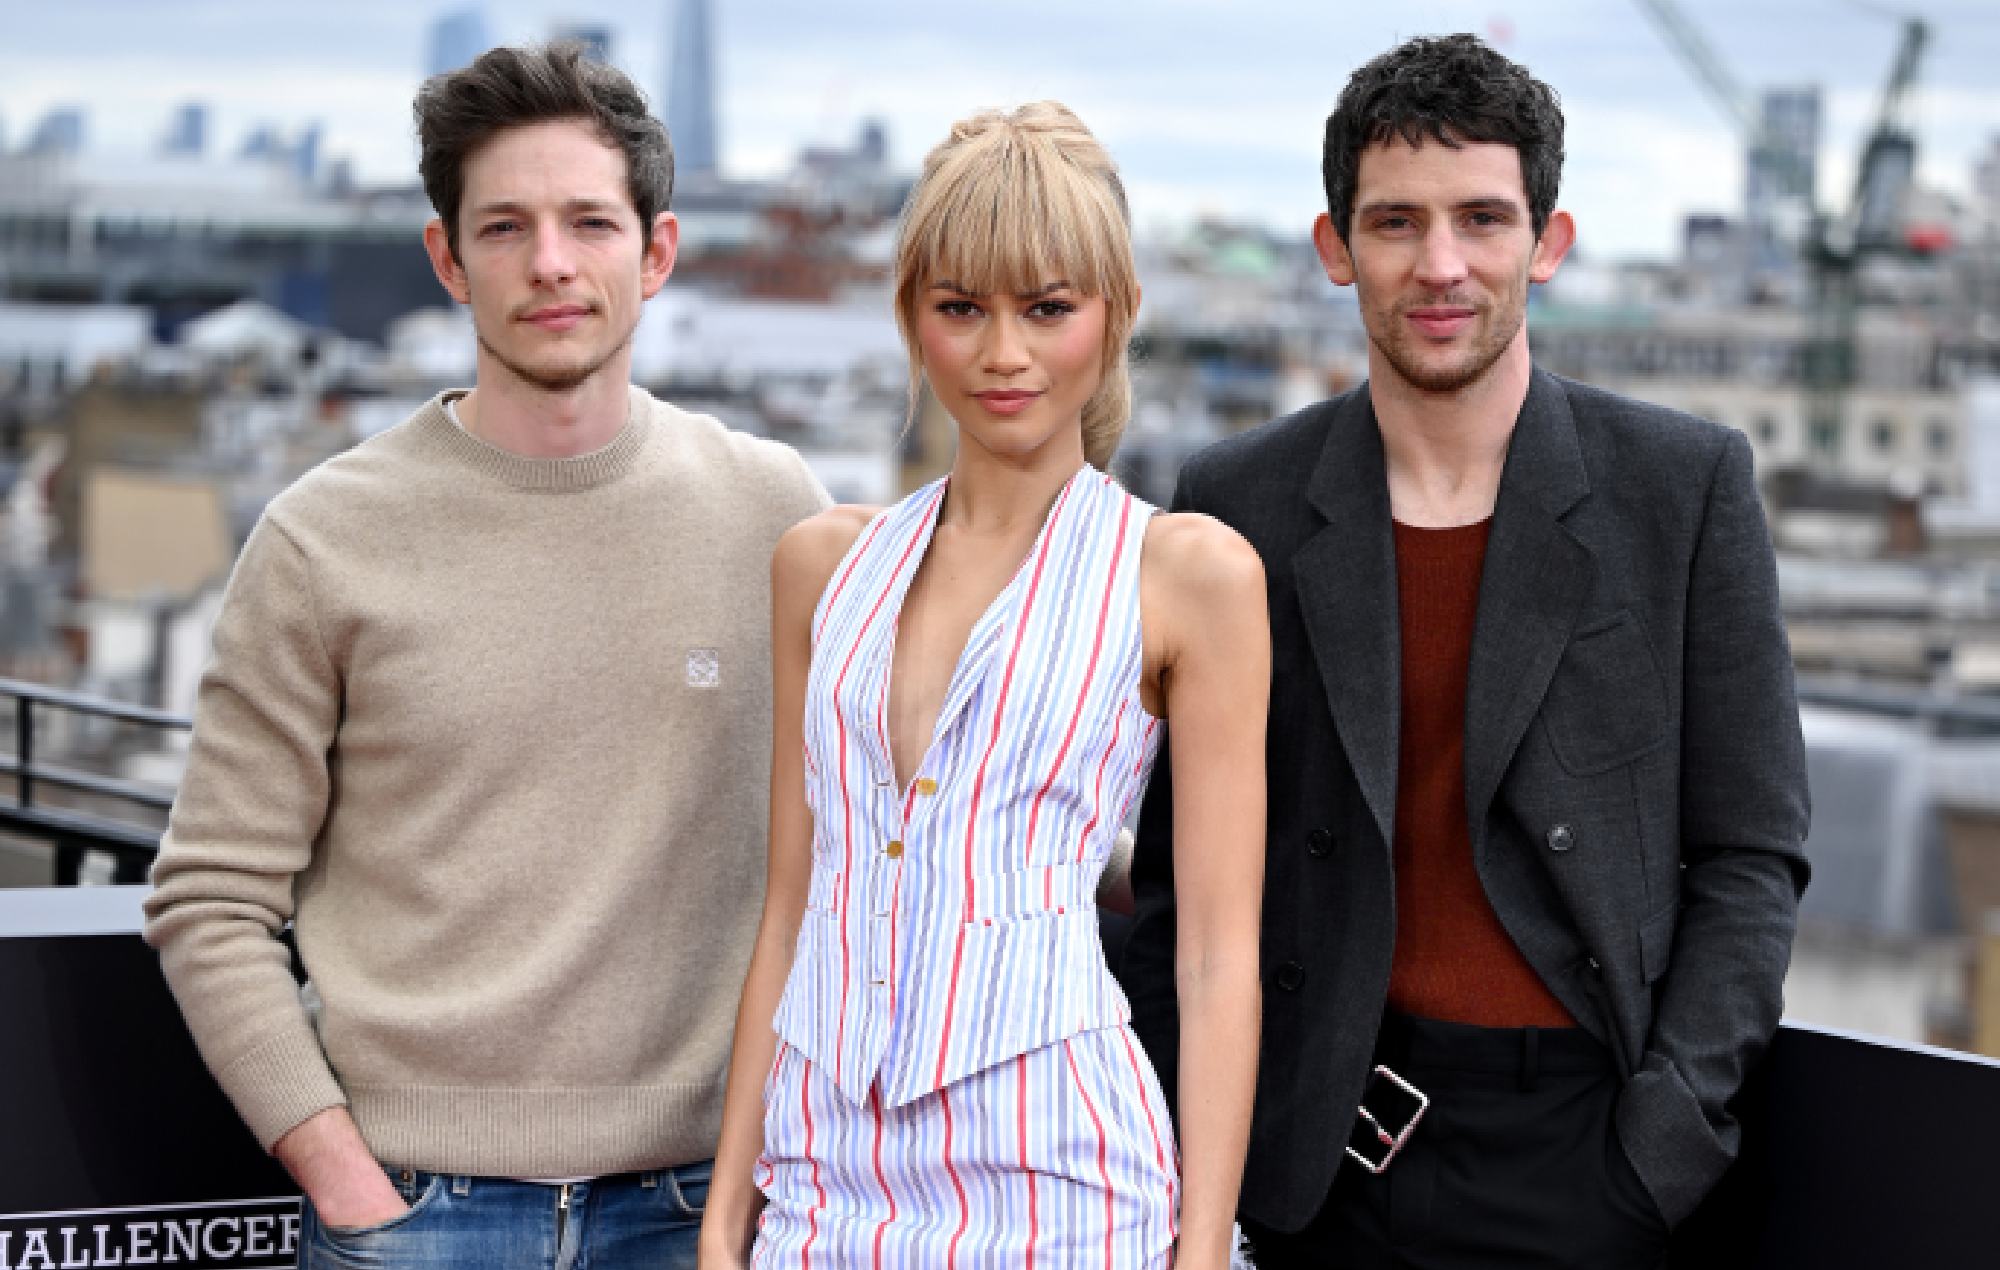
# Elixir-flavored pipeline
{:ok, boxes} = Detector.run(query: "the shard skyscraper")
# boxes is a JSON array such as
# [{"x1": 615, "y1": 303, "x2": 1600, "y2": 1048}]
[
  {"x1": 427, "y1": 7, "x2": 494, "y2": 77},
  {"x1": 664, "y1": 0, "x2": 719, "y2": 179}
]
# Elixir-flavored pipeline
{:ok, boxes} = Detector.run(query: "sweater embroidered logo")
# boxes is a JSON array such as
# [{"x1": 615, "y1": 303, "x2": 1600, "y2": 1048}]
[{"x1": 685, "y1": 649, "x2": 721, "y2": 688}]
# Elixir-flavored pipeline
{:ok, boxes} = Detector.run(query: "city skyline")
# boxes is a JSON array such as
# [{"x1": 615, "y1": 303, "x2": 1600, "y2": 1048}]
[{"x1": 4, "y1": 0, "x2": 2000, "y2": 261}]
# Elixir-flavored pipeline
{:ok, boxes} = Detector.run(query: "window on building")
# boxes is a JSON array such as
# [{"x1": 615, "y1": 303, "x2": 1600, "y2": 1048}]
[
  {"x1": 1755, "y1": 414, "x2": 1779, "y2": 445},
  {"x1": 1872, "y1": 417, "x2": 1897, "y2": 452},
  {"x1": 1810, "y1": 417, "x2": 1841, "y2": 457},
  {"x1": 1929, "y1": 418, "x2": 1953, "y2": 456}
]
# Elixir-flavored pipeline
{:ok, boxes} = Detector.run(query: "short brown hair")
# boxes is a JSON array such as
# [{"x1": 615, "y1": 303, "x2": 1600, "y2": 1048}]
[
  {"x1": 894, "y1": 102, "x2": 1138, "y2": 470},
  {"x1": 415, "y1": 42, "x2": 674, "y2": 259}
]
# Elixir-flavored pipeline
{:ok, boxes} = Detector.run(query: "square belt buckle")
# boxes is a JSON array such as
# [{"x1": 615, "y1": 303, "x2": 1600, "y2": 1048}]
[{"x1": 1345, "y1": 1064, "x2": 1429, "y2": 1174}]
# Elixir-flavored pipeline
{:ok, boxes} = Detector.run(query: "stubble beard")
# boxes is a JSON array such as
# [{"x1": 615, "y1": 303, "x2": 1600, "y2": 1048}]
[
  {"x1": 476, "y1": 323, "x2": 632, "y2": 394},
  {"x1": 1370, "y1": 294, "x2": 1524, "y2": 396}
]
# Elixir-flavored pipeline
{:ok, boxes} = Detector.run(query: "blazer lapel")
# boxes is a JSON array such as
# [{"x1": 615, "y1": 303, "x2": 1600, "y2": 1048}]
[
  {"x1": 1293, "y1": 392, "x2": 1400, "y2": 853},
  {"x1": 1464, "y1": 371, "x2": 1594, "y2": 844}
]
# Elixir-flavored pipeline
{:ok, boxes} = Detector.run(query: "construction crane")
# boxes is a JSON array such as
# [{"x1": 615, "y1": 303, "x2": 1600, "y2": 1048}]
[
  {"x1": 1633, "y1": 1, "x2": 1930, "y2": 466},
  {"x1": 1805, "y1": 13, "x2": 1928, "y2": 454},
  {"x1": 1631, "y1": 0, "x2": 1817, "y2": 246},
  {"x1": 1833, "y1": 16, "x2": 1930, "y2": 256}
]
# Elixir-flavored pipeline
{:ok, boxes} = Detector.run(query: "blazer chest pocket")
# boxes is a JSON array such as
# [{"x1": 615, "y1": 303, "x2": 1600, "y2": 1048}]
[{"x1": 1542, "y1": 610, "x2": 1668, "y2": 776}]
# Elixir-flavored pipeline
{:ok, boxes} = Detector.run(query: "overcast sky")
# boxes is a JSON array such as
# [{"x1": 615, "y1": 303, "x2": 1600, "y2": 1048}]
[{"x1": 5, "y1": 0, "x2": 1999, "y2": 261}]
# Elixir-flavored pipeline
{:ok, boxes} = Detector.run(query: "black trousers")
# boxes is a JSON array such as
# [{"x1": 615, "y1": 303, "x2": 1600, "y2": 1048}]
[{"x1": 1242, "y1": 1013, "x2": 1670, "y2": 1270}]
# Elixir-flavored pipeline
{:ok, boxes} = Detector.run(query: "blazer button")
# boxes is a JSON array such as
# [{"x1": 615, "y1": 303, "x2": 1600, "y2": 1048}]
[
  {"x1": 1546, "y1": 824, "x2": 1574, "y2": 852},
  {"x1": 1275, "y1": 961, "x2": 1305, "y2": 992},
  {"x1": 1307, "y1": 828, "x2": 1334, "y2": 858}
]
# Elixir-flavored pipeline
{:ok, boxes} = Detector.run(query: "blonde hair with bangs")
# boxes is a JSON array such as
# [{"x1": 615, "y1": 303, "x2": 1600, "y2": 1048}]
[{"x1": 893, "y1": 102, "x2": 1138, "y2": 470}]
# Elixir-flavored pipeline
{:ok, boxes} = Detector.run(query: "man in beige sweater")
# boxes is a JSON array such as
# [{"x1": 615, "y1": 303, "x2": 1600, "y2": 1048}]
[{"x1": 144, "y1": 44, "x2": 826, "y2": 1270}]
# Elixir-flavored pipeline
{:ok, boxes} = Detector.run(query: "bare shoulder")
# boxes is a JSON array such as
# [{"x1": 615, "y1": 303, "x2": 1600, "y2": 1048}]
[
  {"x1": 774, "y1": 504, "x2": 879, "y2": 596},
  {"x1": 1139, "y1": 512, "x2": 1267, "y2": 711},
  {"x1": 1142, "y1": 510, "x2": 1265, "y2": 608},
  {"x1": 776, "y1": 504, "x2": 878, "y2": 571}
]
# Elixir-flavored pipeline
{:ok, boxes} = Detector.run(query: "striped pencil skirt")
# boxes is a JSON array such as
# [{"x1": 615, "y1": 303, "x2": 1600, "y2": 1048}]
[{"x1": 753, "y1": 1023, "x2": 1179, "y2": 1268}]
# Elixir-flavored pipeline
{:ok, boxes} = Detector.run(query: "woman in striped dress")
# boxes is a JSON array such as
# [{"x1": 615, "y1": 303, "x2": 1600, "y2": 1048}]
[{"x1": 701, "y1": 103, "x2": 1269, "y2": 1270}]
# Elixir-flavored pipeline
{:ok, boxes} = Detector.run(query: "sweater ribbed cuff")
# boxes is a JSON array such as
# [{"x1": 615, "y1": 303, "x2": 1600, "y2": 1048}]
[{"x1": 216, "y1": 1027, "x2": 350, "y2": 1152}]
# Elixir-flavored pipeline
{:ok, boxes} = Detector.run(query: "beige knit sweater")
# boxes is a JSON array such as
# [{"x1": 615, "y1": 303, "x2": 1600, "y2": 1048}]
[{"x1": 145, "y1": 386, "x2": 827, "y2": 1176}]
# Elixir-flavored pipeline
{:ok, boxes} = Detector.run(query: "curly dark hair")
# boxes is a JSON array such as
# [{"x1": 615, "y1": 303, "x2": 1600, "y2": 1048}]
[
  {"x1": 415, "y1": 42, "x2": 674, "y2": 260},
  {"x1": 1322, "y1": 33, "x2": 1564, "y2": 243}
]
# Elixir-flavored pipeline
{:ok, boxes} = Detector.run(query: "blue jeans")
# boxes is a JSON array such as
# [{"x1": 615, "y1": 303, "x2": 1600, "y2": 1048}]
[{"x1": 300, "y1": 1162, "x2": 710, "y2": 1269}]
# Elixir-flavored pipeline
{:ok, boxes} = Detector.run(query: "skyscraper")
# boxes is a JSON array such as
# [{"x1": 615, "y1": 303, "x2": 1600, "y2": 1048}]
[
  {"x1": 1976, "y1": 136, "x2": 2000, "y2": 218},
  {"x1": 27, "y1": 107, "x2": 86, "y2": 158},
  {"x1": 240, "y1": 124, "x2": 281, "y2": 161},
  {"x1": 552, "y1": 22, "x2": 614, "y2": 65},
  {"x1": 664, "y1": 0, "x2": 718, "y2": 179},
  {"x1": 295, "y1": 122, "x2": 324, "y2": 186},
  {"x1": 427, "y1": 7, "x2": 494, "y2": 78},
  {"x1": 162, "y1": 102, "x2": 208, "y2": 157},
  {"x1": 1744, "y1": 86, "x2": 1820, "y2": 245}
]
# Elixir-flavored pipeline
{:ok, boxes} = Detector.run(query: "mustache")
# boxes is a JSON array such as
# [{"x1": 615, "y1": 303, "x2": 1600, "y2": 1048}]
[
  {"x1": 509, "y1": 298, "x2": 601, "y2": 320},
  {"x1": 1395, "y1": 293, "x2": 1484, "y2": 313}
]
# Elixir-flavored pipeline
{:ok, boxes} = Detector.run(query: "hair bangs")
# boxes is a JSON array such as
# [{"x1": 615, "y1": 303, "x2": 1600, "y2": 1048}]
[
  {"x1": 892, "y1": 101, "x2": 1139, "y2": 470},
  {"x1": 903, "y1": 131, "x2": 1126, "y2": 303}
]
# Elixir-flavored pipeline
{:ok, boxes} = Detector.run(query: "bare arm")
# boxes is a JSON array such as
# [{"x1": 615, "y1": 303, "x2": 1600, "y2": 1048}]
[
  {"x1": 700, "y1": 508, "x2": 872, "y2": 1267},
  {"x1": 1144, "y1": 513, "x2": 1269, "y2": 1269},
  {"x1": 273, "y1": 1109, "x2": 408, "y2": 1228}
]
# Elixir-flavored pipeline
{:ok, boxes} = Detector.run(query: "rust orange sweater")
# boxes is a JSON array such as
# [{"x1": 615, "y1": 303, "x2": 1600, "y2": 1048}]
[{"x1": 1386, "y1": 518, "x2": 1576, "y2": 1028}]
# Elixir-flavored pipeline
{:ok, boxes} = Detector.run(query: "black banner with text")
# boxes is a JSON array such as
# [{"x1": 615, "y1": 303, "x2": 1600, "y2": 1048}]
[{"x1": 0, "y1": 924, "x2": 299, "y2": 1270}]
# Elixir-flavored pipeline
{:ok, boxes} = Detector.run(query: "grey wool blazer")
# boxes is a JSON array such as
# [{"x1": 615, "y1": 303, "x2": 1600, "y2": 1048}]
[{"x1": 1119, "y1": 368, "x2": 1811, "y2": 1234}]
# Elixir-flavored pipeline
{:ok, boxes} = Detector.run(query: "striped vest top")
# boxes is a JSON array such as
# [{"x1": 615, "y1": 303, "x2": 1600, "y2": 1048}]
[{"x1": 772, "y1": 465, "x2": 1163, "y2": 1108}]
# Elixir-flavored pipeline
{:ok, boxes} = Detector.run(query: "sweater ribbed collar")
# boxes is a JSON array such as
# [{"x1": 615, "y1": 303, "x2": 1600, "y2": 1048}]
[{"x1": 417, "y1": 388, "x2": 652, "y2": 492}]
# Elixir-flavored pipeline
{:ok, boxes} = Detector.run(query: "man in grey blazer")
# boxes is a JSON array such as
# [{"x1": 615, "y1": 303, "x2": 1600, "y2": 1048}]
[{"x1": 1120, "y1": 34, "x2": 1809, "y2": 1268}]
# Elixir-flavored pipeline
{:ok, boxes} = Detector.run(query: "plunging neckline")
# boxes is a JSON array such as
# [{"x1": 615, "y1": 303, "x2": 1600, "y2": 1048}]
[{"x1": 881, "y1": 465, "x2": 1090, "y2": 806}]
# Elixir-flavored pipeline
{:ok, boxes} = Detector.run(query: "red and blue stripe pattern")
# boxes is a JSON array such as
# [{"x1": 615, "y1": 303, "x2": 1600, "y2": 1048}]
[{"x1": 758, "y1": 465, "x2": 1174, "y2": 1266}]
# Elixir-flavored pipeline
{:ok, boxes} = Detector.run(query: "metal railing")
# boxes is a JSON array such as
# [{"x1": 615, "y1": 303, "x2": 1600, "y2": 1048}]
[
  {"x1": 0, "y1": 677, "x2": 190, "y2": 884},
  {"x1": 1798, "y1": 673, "x2": 2000, "y2": 735}
]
